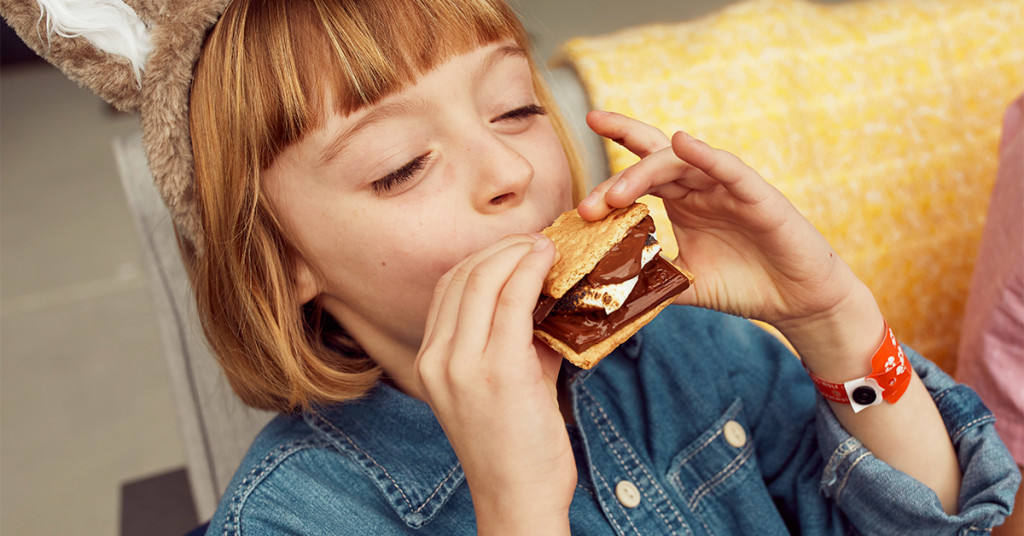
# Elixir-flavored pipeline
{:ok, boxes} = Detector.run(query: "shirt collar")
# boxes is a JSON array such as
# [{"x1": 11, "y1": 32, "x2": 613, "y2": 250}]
[{"x1": 303, "y1": 383, "x2": 464, "y2": 528}]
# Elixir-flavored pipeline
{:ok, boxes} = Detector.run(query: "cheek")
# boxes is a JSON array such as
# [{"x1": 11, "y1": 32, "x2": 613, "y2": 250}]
[
  {"x1": 381, "y1": 219, "x2": 482, "y2": 281},
  {"x1": 335, "y1": 218, "x2": 493, "y2": 347},
  {"x1": 311, "y1": 226, "x2": 442, "y2": 347},
  {"x1": 327, "y1": 214, "x2": 478, "y2": 308},
  {"x1": 532, "y1": 125, "x2": 575, "y2": 201}
]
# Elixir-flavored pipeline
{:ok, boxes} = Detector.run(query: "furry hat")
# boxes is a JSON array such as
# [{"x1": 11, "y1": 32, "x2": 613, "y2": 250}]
[{"x1": 1, "y1": 0, "x2": 233, "y2": 254}]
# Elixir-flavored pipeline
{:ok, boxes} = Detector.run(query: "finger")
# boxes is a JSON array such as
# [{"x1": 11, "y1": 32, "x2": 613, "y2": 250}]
[
  {"x1": 579, "y1": 111, "x2": 671, "y2": 220},
  {"x1": 577, "y1": 169, "x2": 624, "y2": 221},
  {"x1": 670, "y1": 131, "x2": 772, "y2": 204},
  {"x1": 648, "y1": 181, "x2": 694, "y2": 200},
  {"x1": 418, "y1": 237, "x2": 543, "y2": 393},
  {"x1": 449, "y1": 239, "x2": 546, "y2": 365},
  {"x1": 534, "y1": 340, "x2": 564, "y2": 399},
  {"x1": 602, "y1": 146, "x2": 719, "y2": 208},
  {"x1": 485, "y1": 236, "x2": 557, "y2": 363},
  {"x1": 586, "y1": 110, "x2": 669, "y2": 158},
  {"x1": 422, "y1": 235, "x2": 538, "y2": 347}
]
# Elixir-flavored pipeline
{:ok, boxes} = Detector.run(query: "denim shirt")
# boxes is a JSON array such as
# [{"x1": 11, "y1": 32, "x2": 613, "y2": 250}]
[{"x1": 206, "y1": 307, "x2": 1020, "y2": 535}]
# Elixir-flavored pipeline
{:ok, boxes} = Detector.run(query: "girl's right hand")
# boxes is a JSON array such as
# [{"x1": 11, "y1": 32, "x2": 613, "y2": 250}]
[{"x1": 414, "y1": 234, "x2": 575, "y2": 536}]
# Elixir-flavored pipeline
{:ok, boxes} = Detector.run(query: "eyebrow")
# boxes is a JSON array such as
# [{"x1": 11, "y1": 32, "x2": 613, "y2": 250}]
[
  {"x1": 482, "y1": 43, "x2": 527, "y2": 74},
  {"x1": 317, "y1": 43, "x2": 528, "y2": 165},
  {"x1": 317, "y1": 97, "x2": 423, "y2": 165}
]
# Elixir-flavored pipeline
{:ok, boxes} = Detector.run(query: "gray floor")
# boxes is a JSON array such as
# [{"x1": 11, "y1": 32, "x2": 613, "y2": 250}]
[
  {"x1": 1, "y1": 64, "x2": 185, "y2": 535},
  {"x1": 0, "y1": 1, "x2": 798, "y2": 533}
]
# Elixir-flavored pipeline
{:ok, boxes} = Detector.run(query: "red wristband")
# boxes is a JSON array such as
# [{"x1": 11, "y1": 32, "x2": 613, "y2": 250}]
[{"x1": 805, "y1": 322, "x2": 912, "y2": 413}]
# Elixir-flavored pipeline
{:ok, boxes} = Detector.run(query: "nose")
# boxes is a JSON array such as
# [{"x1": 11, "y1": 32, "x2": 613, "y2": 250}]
[{"x1": 466, "y1": 130, "x2": 534, "y2": 213}]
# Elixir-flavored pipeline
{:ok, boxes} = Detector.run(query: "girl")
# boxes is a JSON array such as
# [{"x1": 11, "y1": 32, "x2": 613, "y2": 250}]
[{"x1": 189, "y1": 0, "x2": 1014, "y2": 533}]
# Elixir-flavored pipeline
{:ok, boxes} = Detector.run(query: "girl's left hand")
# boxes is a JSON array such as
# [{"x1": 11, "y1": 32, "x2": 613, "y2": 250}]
[{"x1": 577, "y1": 111, "x2": 868, "y2": 332}]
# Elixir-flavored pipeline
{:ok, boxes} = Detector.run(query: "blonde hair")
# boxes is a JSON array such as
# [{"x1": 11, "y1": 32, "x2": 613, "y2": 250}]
[{"x1": 188, "y1": 0, "x2": 586, "y2": 413}]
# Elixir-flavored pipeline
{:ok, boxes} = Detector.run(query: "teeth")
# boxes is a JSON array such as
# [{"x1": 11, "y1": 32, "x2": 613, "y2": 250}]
[{"x1": 561, "y1": 238, "x2": 661, "y2": 315}]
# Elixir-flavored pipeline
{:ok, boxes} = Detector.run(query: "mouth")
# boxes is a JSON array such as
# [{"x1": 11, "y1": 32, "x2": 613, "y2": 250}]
[
  {"x1": 535, "y1": 206, "x2": 569, "y2": 233},
  {"x1": 506, "y1": 214, "x2": 562, "y2": 237}
]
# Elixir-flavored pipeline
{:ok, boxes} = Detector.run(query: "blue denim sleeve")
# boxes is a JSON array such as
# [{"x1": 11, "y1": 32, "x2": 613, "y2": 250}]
[{"x1": 815, "y1": 348, "x2": 1021, "y2": 535}]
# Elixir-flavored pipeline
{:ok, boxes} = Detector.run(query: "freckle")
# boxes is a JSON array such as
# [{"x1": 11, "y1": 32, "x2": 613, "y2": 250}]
[{"x1": 381, "y1": 261, "x2": 387, "y2": 267}]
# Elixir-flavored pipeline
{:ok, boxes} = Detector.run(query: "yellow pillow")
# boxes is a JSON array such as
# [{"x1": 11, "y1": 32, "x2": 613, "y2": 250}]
[{"x1": 558, "y1": 0, "x2": 1024, "y2": 374}]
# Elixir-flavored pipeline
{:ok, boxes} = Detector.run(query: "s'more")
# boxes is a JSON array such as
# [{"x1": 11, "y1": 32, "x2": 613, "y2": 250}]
[{"x1": 533, "y1": 203, "x2": 694, "y2": 369}]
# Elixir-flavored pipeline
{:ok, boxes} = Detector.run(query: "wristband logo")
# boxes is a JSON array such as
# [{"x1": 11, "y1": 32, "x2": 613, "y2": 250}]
[
  {"x1": 872, "y1": 330, "x2": 911, "y2": 404},
  {"x1": 844, "y1": 377, "x2": 884, "y2": 413}
]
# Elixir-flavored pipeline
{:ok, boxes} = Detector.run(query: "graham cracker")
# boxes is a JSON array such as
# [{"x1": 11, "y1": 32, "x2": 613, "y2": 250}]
[{"x1": 540, "y1": 203, "x2": 650, "y2": 299}]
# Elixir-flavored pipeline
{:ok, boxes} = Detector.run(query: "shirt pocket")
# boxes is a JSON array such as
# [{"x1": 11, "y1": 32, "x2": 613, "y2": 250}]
[{"x1": 666, "y1": 398, "x2": 760, "y2": 514}]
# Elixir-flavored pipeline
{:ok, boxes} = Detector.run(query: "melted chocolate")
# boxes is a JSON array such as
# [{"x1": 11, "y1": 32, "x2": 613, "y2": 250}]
[
  {"x1": 534, "y1": 295, "x2": 558, "y2": 325},
  {"x1": 532, "y1": 216, "x2": 656, "y2": 325},
  {"x1": 535, "y1": 256, "x2": 690, "y2": 353},
  {"x1": 586, "y1": 217, "x2": 656, "y2": 286}
]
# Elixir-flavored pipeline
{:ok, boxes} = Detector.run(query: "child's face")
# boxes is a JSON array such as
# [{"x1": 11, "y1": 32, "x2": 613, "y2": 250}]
[{"x1": 264, "y1": 41, "x2": 573, "y2": 365}]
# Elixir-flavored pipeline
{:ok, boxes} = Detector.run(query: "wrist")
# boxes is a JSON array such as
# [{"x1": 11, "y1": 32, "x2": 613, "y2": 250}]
[
  {"x1": 774, "y1": 282, "x2": 886, "y2": 380},
  {"x1": 472, "y1": 490, "x2": 571, "y2": 536},
  {"x1": 476, "y1": 516, "x2": 571, "y2": 536},
  {"x1": 467, "y1": 469, "x2": 574, "y2": 536}
]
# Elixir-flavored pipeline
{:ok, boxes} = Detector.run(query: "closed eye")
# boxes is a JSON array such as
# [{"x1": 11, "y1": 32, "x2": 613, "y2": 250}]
[
  {"x1": 372, "y1": 154, "x2": 430, "y2": 195},
  {"x1": 492, "y1": 104, "x2": 546, "y2": 123}
]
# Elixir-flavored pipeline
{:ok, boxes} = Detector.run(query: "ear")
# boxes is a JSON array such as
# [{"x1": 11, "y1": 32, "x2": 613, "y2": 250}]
[{"x1": 291, "y1": 256, "x2": 321, "y2": 306}]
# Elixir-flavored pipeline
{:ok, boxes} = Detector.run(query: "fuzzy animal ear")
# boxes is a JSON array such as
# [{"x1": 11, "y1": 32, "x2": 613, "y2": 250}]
[
  {"x1": 1, "y1": 0, "x2": 149, "y2": 111},
  {"x1": 35, "y1": 0, "x2": 152, "y2": 83},
  {"x1": 0, "y1": 0, "x2": 233, "y2": 255}
]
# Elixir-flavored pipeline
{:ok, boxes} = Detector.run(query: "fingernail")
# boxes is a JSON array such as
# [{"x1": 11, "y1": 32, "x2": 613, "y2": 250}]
[
  {"x1": 579, "y1": 193, "x2": 598, "y2": 209},
  {"x1": 531, "y1": 234, "x2": 552, "y2": 251},
  {"x1": 608, "y1": 179, "x2": 627, "y2": 195}
]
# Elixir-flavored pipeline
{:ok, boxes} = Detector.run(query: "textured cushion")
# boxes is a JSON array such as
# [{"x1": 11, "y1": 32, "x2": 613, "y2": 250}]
[{"x1": 558, "y1": 0, "x2": 1024, "y2": 373}]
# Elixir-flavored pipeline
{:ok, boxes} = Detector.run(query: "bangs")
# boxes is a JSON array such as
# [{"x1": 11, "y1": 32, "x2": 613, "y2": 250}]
[{"x1": 234, "y1": 0, "x2": 528, "y2": 168}]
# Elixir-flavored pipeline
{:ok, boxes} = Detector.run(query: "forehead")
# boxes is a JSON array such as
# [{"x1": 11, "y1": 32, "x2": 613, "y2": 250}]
[
  {"x1": 314, "y1": 42, "x2": 530, "y2": 163},
  {"x1": 225, "y1": 0, "x2": 529, "y2": 170}
]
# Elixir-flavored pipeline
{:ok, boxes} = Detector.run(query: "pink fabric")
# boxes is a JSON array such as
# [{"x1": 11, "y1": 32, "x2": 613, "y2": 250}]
[{"x1": 956, "y1": 93, "x2": 1024, "y2": 464}]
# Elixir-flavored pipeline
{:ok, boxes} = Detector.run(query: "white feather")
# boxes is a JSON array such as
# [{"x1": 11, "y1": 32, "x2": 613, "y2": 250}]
[{"x1": 34, "y1": 0, "x2": 152, "y2": 85}]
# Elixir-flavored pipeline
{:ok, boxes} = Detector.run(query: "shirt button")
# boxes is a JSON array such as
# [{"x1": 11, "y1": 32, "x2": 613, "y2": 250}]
[
  {"x1": 723, "y1": 420, "x2": 747, "y2": 448},
  {"x1": 615, "y1": 480, "x2": 641, "y2": 508}
]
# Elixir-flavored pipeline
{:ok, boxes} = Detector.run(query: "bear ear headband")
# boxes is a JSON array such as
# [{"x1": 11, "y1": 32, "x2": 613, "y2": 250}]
[{"x1": 1, "y1": 0, "x2": 233, "y2": 255}]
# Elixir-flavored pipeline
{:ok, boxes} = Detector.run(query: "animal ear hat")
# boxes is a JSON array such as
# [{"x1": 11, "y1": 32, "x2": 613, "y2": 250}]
[{"x1": 1, "y1": 0, "x2": 233, "y2": 254}]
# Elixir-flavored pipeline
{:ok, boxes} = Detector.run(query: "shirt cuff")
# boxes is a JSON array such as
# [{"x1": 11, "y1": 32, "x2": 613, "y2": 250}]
[{"x1": 814, "y1": 348, "x2": 1021, "y2": 534}]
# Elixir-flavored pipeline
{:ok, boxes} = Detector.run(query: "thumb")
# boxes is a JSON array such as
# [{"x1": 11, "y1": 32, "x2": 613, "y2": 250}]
[{"x1": 534, "y1": 340, "x2": 564, "y2": 396}]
